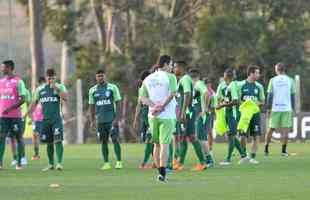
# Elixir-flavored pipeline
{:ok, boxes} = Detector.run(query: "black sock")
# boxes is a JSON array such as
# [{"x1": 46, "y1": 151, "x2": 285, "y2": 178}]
[
  {"x1": 282, "y1": 144, "x2": 287, "y2": 153},
  {"x1": 265, "y1": 144, "x2": 269, "y2": 153},
  {"x1": 158, "y1": 167, "x2": 166, "y2": 177}
]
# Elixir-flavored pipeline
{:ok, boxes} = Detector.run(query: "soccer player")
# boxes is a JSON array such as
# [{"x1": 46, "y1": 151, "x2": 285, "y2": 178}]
[
  {"x1": 0, "y1": 60, "x2": 27, "y2": 170},
  {"x1": 133, "y1": 70, "x2": 155, "y2": 169},
  {"x1": 264, "y1": 63, "x2": 295, "y2": 156},
  {"x1": 27, "y1": 68, "x2": 68, "y2": 171},
  {"x1": 89, "y1": 69, "x2": 123, "y2": 170},
  {"x1": 190, "y1": 69, "x2": 214, "y2": 167},
  {"x1": 217, "y1": 68, "x2": 248, "y2": 166},
  {"x1": 173, "y1": 61, "x2": 206, "y2": 171},
  {"x1": 30, "y1": 77, "x2": 45, "y2": 160},
  {"x1": 238, "y1": 65, "x2": 265, "y2": 164},
  {"x1": 139, "y1": 55, "x2": 177, "y2": 182}
]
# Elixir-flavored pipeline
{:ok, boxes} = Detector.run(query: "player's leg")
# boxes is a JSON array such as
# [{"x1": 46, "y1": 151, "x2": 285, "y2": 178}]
[
  {"x1": 111, "y1": 125, "x2": 123, "y2": 169},
  {"x1": 42, "y1": 120, "x2": 55, "y2": 171},
  {"x1": 9, "y1": 137, "x2": 18, "y2": 166},
  {"x1": 177, "y1": 124, "x2": 187, "y2": 170},
  {"x1": 264, "y1": 127, "x2": 274, "y2": 156},
  {"x1": 157, "y1": 119, "x2": 174, "y2": 182},
  {"x1": 13, "y1": 119, "x2": 26, "y2": 170},
  {"x1": 208, "y1": 112, "x2": 215, "y2": 155},
  {"x1": 173, "y1": 122, "x2": 181, "y2": 168},
  {"x1": 249, "y1": 114, "x2": 261, "y2": 164},
  {"x1": 52, "y1": 120, "x2": 64, "y2": 170},
  {"x1": 149, "y1": 118, "x2": 160, "y2": 167},
  {"x1": 98, "y1": 123, "x2": 111, "y2": 170},
  {"x1": 140, "y1": 121, "x2": 153, "y2": 169},
  {"x1": 280, "y1": 112, "x2": 293, "y2": 156},
  {"x1": 197, "y1": 115, "x2": 213, "y2": 168},
  {"x1": 0, "y1": 118, "x2": 7, "y2": 169},
  {"x1": 32, "y1": 121, "x2": 41, "y2": 160}
]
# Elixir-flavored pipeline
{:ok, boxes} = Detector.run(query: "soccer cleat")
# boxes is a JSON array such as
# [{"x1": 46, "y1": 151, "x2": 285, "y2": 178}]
[
  {"x1": 42, "y1": 165, "x2": 54, "y2": 172},
  {"x1": 238, "y1": 157, "x2": 250, "y2": 164},
  {"x1": 219, "y1": 161, "x2": 232, "y2": 166},
  {"x1": 31, "y1": 155, "x2": 40, "y2": 161},
  {"x1": 249, "y1": 158, "x2": 259, "y2": 164},
  {"x1": 264, "y1": 152, "x2": 269, "y2": 158},
  {"x1": 174, "y1": 164, "x2": 184, "y2": 171},
  {"x1": 16, "y1": 165, "x2": 23, "y2": 171},
  {"x1": 101, "y1": 163, "x2": 112, "y2": 170},
  {"x1": 56, "y1": 164, "x2": 64, "y2": 171},
  {"x1": 157, "y1": 175, "x2": 168, "y2": 183},
  {"x1": 281, "y1": 152, "x2": 289, "y2": 157},
  {"x1": 192, "y1": 164, "x2": 207, "y2": 171},
  {"x1": 21, "y1": 157, "x2": 28, "y2": 166},
  {"x1": 115, "y1": 161, "x2": 123, "y2": 169},
  {"x1": 11, "y1": 160, "x2": 17, "y2": 166}
]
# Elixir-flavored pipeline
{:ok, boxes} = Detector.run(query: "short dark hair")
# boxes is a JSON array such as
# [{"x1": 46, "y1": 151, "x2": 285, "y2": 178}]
[
  {"x1": 158, "y1": 55, "x2": 171, "y2": 68},
  {"x1": 38, "y1": 76, "x2": 45, "y2": 84},
  {"x1": 140, "y1": 70, "x2": 150, "y2": 81},
  {"x1": 189, "y1": 68, "x2": 200, "y2": 79},
  {"x1": 276, "y1": 62, "x2": 285, "y2": 72},
  {"x1": 247, "y1": 65, "x2": 260, "y2": 76},
  {"x1": 2, "y1": 60, "x2": 15, "y2": 70},
  {"x1": 96, "y1": 69, "x2": 105, "y2": 74},
  {"x1": 46, "y1": 68, "x2": 56, "y2": 76},
  {"x1": 175, "y1": 61, "x2": 187, "y2": 68},
  {"x1": 224, "y1": 68, "x2": 234, "y2": 78}
]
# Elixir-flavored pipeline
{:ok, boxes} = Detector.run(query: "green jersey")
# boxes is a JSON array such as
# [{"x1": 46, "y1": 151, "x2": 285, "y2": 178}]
[
  {"x1": 239, "y1": 80, "x2": 265, "y2": 106},
  {"x1": 177, "y1": 74, "x2": 194, "y2": 113},
  {"x1": 34, "y1": 83, "x2": 67, "y2": 120},
  {"x1": 216, "y1": 81, "x2": 239, "y2": 118},
  {"x1": 216, "y1": 81, "x2": 228, "y2": 103},
  {"x1": 89, "y1": 83, "x2": 121, "y2": 123},
  {"x1": 138, "y1": 86, "x2": 149, "y2": 122},
  {"x1": 193, "y1": 80, "x2": 207, "y2": 114}
]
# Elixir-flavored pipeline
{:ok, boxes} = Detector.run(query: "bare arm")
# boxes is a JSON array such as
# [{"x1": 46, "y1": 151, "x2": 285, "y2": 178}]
[
  {"x1": 3, "y1": 96, "x2": 25, "y2": 115},
  {"x1": 133, "y1": 100, "x2": 141, "y2": 130}
]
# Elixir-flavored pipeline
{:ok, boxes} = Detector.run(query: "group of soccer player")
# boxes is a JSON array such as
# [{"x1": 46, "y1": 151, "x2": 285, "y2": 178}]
[
  {"x1": 0, "y1": 56, "x2": 295, "y2": 183},
  {"x1": 135, "y1": 55, "x2": 295, "y2": 182}
]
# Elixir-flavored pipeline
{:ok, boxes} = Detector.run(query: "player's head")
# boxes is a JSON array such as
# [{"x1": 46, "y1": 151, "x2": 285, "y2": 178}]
[
  {"x1": 38, "y1": 76, "x2": 45, "y2": 86},
  {"x1": 96, "y1": 69, "x2": 106, "y2": 84},
  {"x1": 46, "y1": 68, "x2": 56, "y2": 84},
  {"x1": 156, "y1": 55, "x2": 171, "y2": 70},
  {"x1": 1, "y1": 60, "x2": 15, "y2": 75},
  {"x1": 247, "y1": 65, "x2": 260, "y2": 81},
  {"x1": 275, "y1": 63, "x2": 285, "y2": 75},
  {"x1": 223, "y1": 68, "x2": 234, "y2": 82},
  {"x1": 174, "y1": 61, "x2": 187, "y2": 77},
  {"x1": 189, "y1": 68, "x2": 200, "y2": 83}
]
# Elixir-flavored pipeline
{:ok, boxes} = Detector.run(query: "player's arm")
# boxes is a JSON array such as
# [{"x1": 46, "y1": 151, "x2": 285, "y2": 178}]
[
  {"x1": 25, "y1": 88, "x2": 40, "y2": 118},
  {"x1": 55, "y1": 83, "x2": 68, "y2": 101},
  {"x1": 258, "y1": 83, "x2": 265, "y2": 106},
  {"x1": 203, "y1": 90, "x2": 211, "y2": 114},
  {"x1": 266, "y1": 79, "x2": 273, "y2": 112},
  {"x1": 133, "y1": 99, "x2": 141, "y2": 130},
  {"x1": 291, "y1": 78, "x2": 296, "y2": 111},
  {"x1": 139, "y1": 83, "x2": 156, "y2": 107},
  {"x1": 181, "y1": 77, "x2": 191, "y2": 120}
]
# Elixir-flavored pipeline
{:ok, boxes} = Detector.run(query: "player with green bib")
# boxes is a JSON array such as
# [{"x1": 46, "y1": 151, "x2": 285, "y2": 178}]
[{"x1": 238, "y1": 65, "x2": 265, "y2": 164}]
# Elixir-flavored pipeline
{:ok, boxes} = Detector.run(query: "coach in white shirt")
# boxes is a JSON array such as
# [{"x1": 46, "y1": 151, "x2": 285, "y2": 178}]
[{"x1": 265, "y1": 63, "x2": 296, "y2": 157}]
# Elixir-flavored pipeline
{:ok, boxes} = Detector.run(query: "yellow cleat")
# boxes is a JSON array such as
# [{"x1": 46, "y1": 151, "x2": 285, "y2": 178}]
[
  {"x1": 115, "y1": 161, "x2": 123, "y2": 169},
  {"x1": 101, "y1": 162, "x2": 112, "y2": 170}
]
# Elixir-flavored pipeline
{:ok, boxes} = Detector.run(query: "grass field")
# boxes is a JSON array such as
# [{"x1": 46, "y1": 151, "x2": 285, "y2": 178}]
[{"x1": 0, "y1": 143, "x2": 309, "y2": 200}]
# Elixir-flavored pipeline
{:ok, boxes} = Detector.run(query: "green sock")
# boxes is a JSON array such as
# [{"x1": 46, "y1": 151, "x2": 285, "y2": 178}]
[
  {"x1": 192, "y1": 140, "x2": 205, "y2": 164},
  {"x1": 179, "y1": 140, "x2": 188, "y2": 165},
  {"x1": 17, "y1": 140, "x2": 25, "y2": 165},
  {"x1": 234, "y1": 138, "x2": 246, "y2": 158},
  {"x1": 143, "y1": 143, "x2": 153, "y2": 164},
  {"x1": 113, "y1": 142, "x2": 121, "y2": 161},
  {"x1": 227, "y1": 135, "x2": 235, "y2": 162},
  {"x1": 101, "y1": 143, "x2": 109, "y2": 162},
  {"x1": 167, "y1": 142, "x2": 173, "y2": 169},
  {"x1": 47, "y1": 143, "x2": 54, "y2": 165},
  {"x1": 0, "y1": 139, "x2": 6, "y2": 165},
  {"x1": 55, "y1": 142, "x2": 64, "y2": 164},
  {"x1": 34, "y1": 146, "x2": 39, "y2": 156},
  {"x1": 13, "y1": 154, "x2": 17, "y2": 160}
]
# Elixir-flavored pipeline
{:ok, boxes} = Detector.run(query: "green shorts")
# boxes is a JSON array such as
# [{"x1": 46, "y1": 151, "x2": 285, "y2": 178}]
[
  {"x1": 41, "y1": 118, "x2": 64, "y2": 143},
  {"x1": 174, "y1": 121, "x2": 182, "y2": 136},
  {"x1": 247, "y1": 113, "x2": 261, "y2": 137},
  {"x1": 179, "y1": 111, "x2": 196, "y2": 136},
  {"x1": 32, "y1": 121, "x2": 43, "y2": 135},
  {"x1": 196, "y1": 115, "x2": 209, "y2": 141},
  {"x1": 269, "y1": 111, "x2": 293, "y2": 129},
  {"x1": 97, "y1": 122, "x2": 119, "y2": 142},
  {"x1": 0, "y1": 118, "x2": 24, "y2": 138},
  {"x1": 148, "y1": 117, "x2": 175, "y2": 144}
]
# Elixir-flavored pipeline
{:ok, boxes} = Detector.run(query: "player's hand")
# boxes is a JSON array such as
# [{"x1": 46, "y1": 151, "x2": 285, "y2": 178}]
[
  {"x1": 112, "y1": 119, "x2": 119, "y2": 127},
  {"x1": 151, "y1": 104, "x2": 165, "y2": 116},
  {"x1": 2, "y1": 108, "x2": 12, "y2": 115},
  {"x1": 180, "y1": 112, "x2": 186, "y2": 123}
]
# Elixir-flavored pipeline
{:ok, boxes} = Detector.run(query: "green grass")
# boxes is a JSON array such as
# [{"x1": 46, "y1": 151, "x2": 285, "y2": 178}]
[{"x1": 0, "y1": 143, "x2": 309, "y2": 200}]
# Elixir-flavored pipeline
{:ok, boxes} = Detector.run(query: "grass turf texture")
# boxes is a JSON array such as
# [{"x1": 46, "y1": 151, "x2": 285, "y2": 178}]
[{"x1": 0, "y1": 143, "x2": 309, "y2": 200}]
